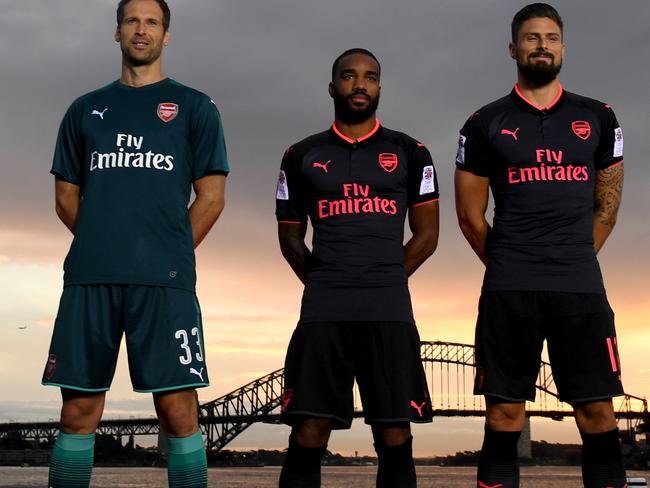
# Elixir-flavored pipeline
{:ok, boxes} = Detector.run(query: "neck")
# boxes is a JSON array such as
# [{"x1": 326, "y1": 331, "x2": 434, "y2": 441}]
[
  {"x1": 515, "y1": 76, "x2": 561, "y2": 109},
  {"x1": 333, "y1": 114, "x2": 378, "y2": 140},
  {"x1": 120, "y1": 59, "x2": 165, "y2": 87}
]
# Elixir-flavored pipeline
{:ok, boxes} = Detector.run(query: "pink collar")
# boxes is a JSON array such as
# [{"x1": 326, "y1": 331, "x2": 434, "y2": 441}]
[
  {"x1": 332, "y1": 119, "x2": 381, "y2": 144},
  {"x1": 514, "y1": 83, "x2": 563, "y2": 111}
]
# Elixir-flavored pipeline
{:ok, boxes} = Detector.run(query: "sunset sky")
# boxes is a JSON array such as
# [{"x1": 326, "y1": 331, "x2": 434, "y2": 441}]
[{"x1": 0, "y1": 0, "x2": 649, "y2": 456}]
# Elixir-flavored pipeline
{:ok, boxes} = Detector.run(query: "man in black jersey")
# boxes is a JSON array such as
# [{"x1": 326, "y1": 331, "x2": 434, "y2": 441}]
[
  {"x1": 276, "y1": 49, "x2": 439, "y2": 487},
  {"x1": 455, "y1": 4, "x2": 626, "y2": 488}
]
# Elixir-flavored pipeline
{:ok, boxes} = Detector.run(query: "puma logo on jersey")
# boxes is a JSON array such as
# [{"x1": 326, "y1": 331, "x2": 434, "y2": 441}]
[
  {"x1": 91, "y1": 108, "x2": 108, "y2": 119},
  {"x1": 312, "y1": 160, "x2": 331, "y2": 173},
  {"x1": 190, "y1": 367, "x2": 204, "y2": 381},
  {"x1": 501, "y1": 127, "x2": 520, "y2": 140},
  {"x1": 409, "y1": 400, "x2": 426, "y2": 417}
]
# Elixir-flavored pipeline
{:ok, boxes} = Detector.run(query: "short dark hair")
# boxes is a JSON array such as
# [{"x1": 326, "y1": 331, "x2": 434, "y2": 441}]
[
  {"x1": 331, "y1": 48, "x2": 381, "y2": 82},
  {"x1": 511, "y1": 3, "x2": 563, "y2": 42},
  {"x1": 117, "y1": 0, "x2": 171, "y2": 32}
]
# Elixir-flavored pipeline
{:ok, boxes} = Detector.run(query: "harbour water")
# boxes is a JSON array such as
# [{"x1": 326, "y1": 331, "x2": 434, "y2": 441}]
[{"x1": 0, "y1": 466, "x2": 647, "y2": 487}]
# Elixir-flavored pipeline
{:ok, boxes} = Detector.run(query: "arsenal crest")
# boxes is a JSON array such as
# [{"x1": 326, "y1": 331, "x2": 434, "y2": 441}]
[
  {"x1": 157, "y1": 103, "x2": 179, "y2": 123},
  {"x1": 281, "y1": 389, "x2": 294, "y2": 413},
  {"x1": 46, "y1": 354, "x2": 57, "y2": 379},
  {"x1": 378, "y1": 153, "x2": 398, "y2": 173},
  {"x1": 571, "y1": 121, "x2": 591, "y2": 140}
]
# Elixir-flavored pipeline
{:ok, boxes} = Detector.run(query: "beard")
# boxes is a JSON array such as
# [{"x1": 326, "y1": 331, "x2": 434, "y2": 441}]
[
  {"x1": 517, "y1": 54, "x2": 562, "y2": 86},
  {"x1": 120, "y1": 42, "x2": 162, "y2": 67},
  {"x1": 332, "y1": 89, "x2": 380, "y2": 124}
]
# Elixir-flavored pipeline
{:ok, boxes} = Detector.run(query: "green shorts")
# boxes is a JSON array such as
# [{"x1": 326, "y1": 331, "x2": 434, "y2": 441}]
[{"x1": 42, "y1": 285, "x2": 209, "y2": 393}]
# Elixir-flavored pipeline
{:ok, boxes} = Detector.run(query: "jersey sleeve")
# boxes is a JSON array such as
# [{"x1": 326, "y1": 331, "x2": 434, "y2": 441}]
[
  {"x1": 51, "y1": 101, "x2": 84, "y2": 187},
  {"x1": 407, "y1": 141, "x2": 439, "y2": 206},
  {"x1": 189, "y1": 95, "x2": 230, "y2": 181},
  {"x1": 275, "y1": 146, "x2": 307, "y2": 223},
  {"x1": 594, "y1": 105, "x2": 624, "y2": 170},
  {"x1": 455, "y1": 112, "x2": 491, "y2": 177}
]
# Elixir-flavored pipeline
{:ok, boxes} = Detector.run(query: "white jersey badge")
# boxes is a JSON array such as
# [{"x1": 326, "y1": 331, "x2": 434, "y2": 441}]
[
  {"x1": 276, "y1": 170, "x2": 289, "y2": 200},
  {"x1": 613, "y1": 127, "x2": 624, "y2": 158},
  {"x1": 456, "y1": 135, "x2": 467, "y2": 165},
  {"x1": 419, "y1": 165, "x2": 436, "y2": 195}
]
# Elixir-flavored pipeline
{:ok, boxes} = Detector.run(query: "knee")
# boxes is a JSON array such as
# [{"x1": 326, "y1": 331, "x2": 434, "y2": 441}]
[
  {"x1": 372, "y1": 423, "x2": 411, "y2": 447},
  {"x1": 158, "y1": 403, "x2": 198, "y2": 437},
  {"x1": 155, "y1": 391, "x2": 199, "y2": 437},
  {"x1": 60, "y1": 392, "x2": 105, "y2": 434},
  {"x1": 292, "y1": 419, "x2": 332, "y2": 448},
  {"x1": 574, "y1": 401, "x2": 617, "y2": 433},
  {"x1": 485, "y1": 401, "x2": 525, "y2": 432}
]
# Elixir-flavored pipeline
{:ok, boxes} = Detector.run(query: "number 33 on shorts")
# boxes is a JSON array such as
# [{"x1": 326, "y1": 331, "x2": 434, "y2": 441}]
[{"x1": 175, "y1": 327, "x2": 204, "y2": 365}]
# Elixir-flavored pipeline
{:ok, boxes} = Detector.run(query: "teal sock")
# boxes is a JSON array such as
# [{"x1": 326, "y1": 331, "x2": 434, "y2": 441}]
[
  {"x1": 167, "y1": 431, "x2": 208, "y2": 488},
  {"x1": 48, "y1": 431, "x2": 95, "y2": 488}
]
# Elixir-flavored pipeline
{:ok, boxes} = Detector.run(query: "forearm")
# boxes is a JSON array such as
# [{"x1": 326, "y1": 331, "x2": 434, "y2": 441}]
[
  {"x1": 404, "y1": 232, "x2": 437, "y2": 276},
  {"x1": 189, "y1": 193, "x2": 224, "y2": 248},
  {"x1": 278, "y1": 223, "x2": 311, "y2": 284},
  {"x1": 454, "y1": 169, "x2": 490, "y2": 265},
  {"x1": 55, "y1": 179, "x2": 81, "y2": 234},
  {"x1": 593, "y1": 163, "x2": 624, "y2": 254},
  {"x1": 458, "y1": 218, "x2": 491, "y2": 265},
  {"x1": 56, "y1": 200, "x2": 80, "y2": 234},
  {"x1": 593, "y1": 222, "x2": 614, "y2": 254},
  {"x1": 280, "y1": 239, "x2": 312, "y2": 284}
]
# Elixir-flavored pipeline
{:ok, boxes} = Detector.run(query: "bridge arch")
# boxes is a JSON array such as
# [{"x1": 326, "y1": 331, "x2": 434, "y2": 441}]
[{"x1": 2, "y1": 341, "x2": 647, "y2": 451}]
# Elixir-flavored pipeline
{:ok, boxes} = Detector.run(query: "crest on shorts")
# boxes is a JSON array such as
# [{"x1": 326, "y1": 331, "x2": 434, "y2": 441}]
[
  {"x1": 46, "y1": 354, "x2": 57, "y2": 379},
  {"x1": 378, "y1": 153, "x2": 398, "y2": 173},
  {"x1": 475, "y1": 366, "x2": 485, "y2": 390},
  {"x1": 571, "y1": 121, "x2": 591, "y2": 140},
  {"x1": 281, "y1": 389, "x2": 294, "y2": 413},
  {"x1": 157, "y1": 103, "x2": 179, "y2": 123}
]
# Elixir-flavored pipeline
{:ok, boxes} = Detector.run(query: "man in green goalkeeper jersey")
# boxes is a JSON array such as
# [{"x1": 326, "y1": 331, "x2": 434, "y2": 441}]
[{"x1": 42, "y1": 1, "x2": 229, "y2": 486}]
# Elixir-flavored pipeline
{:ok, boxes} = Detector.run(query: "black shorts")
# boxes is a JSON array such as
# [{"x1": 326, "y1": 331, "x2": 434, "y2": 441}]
[
  {"x1": 474, "y1": 291, "x2": 624, "y2": 403},
  {"x1": 281, "y1": 321, "x2": 432, "y2": 429}
]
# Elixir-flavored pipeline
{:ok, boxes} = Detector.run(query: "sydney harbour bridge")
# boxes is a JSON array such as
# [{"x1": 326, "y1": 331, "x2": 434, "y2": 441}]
[{"x1": 2, "y1": 341, "x2": 648, "y2": 452}]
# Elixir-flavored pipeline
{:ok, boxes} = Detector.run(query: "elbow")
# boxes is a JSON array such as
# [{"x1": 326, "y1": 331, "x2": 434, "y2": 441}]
[
  {"x1": 456, "y1": 209, "x2": 471, "y2": 229},
  {"x1": 430, "y1": 234, "x2": 439, "y2": 256},
  {"x1": 215, "y1": 197, "x2": 225, "y2": 217},
  {"x1": 424, "y1": 233, "x2": 438, "y2": 258},
  {"x1": 278, "y1": 238, "x2": 294, "y2": 261},
  {"x1": 55, "y1": 201, "x2": 70, "y2": 223},
  {"x1": 457, "y1": 213, "x2": 479, "y2": 239},
  {"x1": 208, "y1": 194, "x2": 225, "y2": 218}
]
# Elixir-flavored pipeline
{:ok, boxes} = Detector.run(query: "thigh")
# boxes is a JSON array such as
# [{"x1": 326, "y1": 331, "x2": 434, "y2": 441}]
[
  {"x1": 124, "y1": 286, "x2": 209, "y2": 392},
  {"x1": 42, "y1": 285, "x2": 123, "y2": 391},
  {"x1": 281, "y1": 322, "x2": 355, "y2": 430},
  {"x1": 474, "y1": 291, "x2": 545, "y2": 401},
  {"x1": 546, "y1": 293, "x2": 624, "y2": 403},
  {"x1": 353, "y1": 321, "x2": 432, "y2": 425}
]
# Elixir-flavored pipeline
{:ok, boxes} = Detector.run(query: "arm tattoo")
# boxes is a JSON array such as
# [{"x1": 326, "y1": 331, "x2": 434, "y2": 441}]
[{"x1": 594, "y1": 163, "x2": 624, "y2": 227}]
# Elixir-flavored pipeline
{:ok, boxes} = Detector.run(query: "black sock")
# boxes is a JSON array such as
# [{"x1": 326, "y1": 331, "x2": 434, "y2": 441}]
[
  {"x1": 477, "y1": 427, "x2": 521, "y2": 488},
  {"x1": 279, "y1": 435, "x2": 326, "y2": 488},
  {"x1": 374, "y1": 436, "x2": 417, "y2": 488},
  {"x1": 581, "y1": 428, "x2": 626, "y2": 488}
]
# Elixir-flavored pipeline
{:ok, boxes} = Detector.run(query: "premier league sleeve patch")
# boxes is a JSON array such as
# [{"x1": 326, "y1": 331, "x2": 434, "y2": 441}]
[
  {"x1": 419, "y1": 165, "x2": 436, "y2": 195},
  {"x1": 276, "y1": 170, "x2": 289, "y2": 200},
  {"x1": 613, "y1": 127, "x2": 624, "y2": 158},
  {"x1": 456, "y1": 135, "x2": 467, "y2": 164}
]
